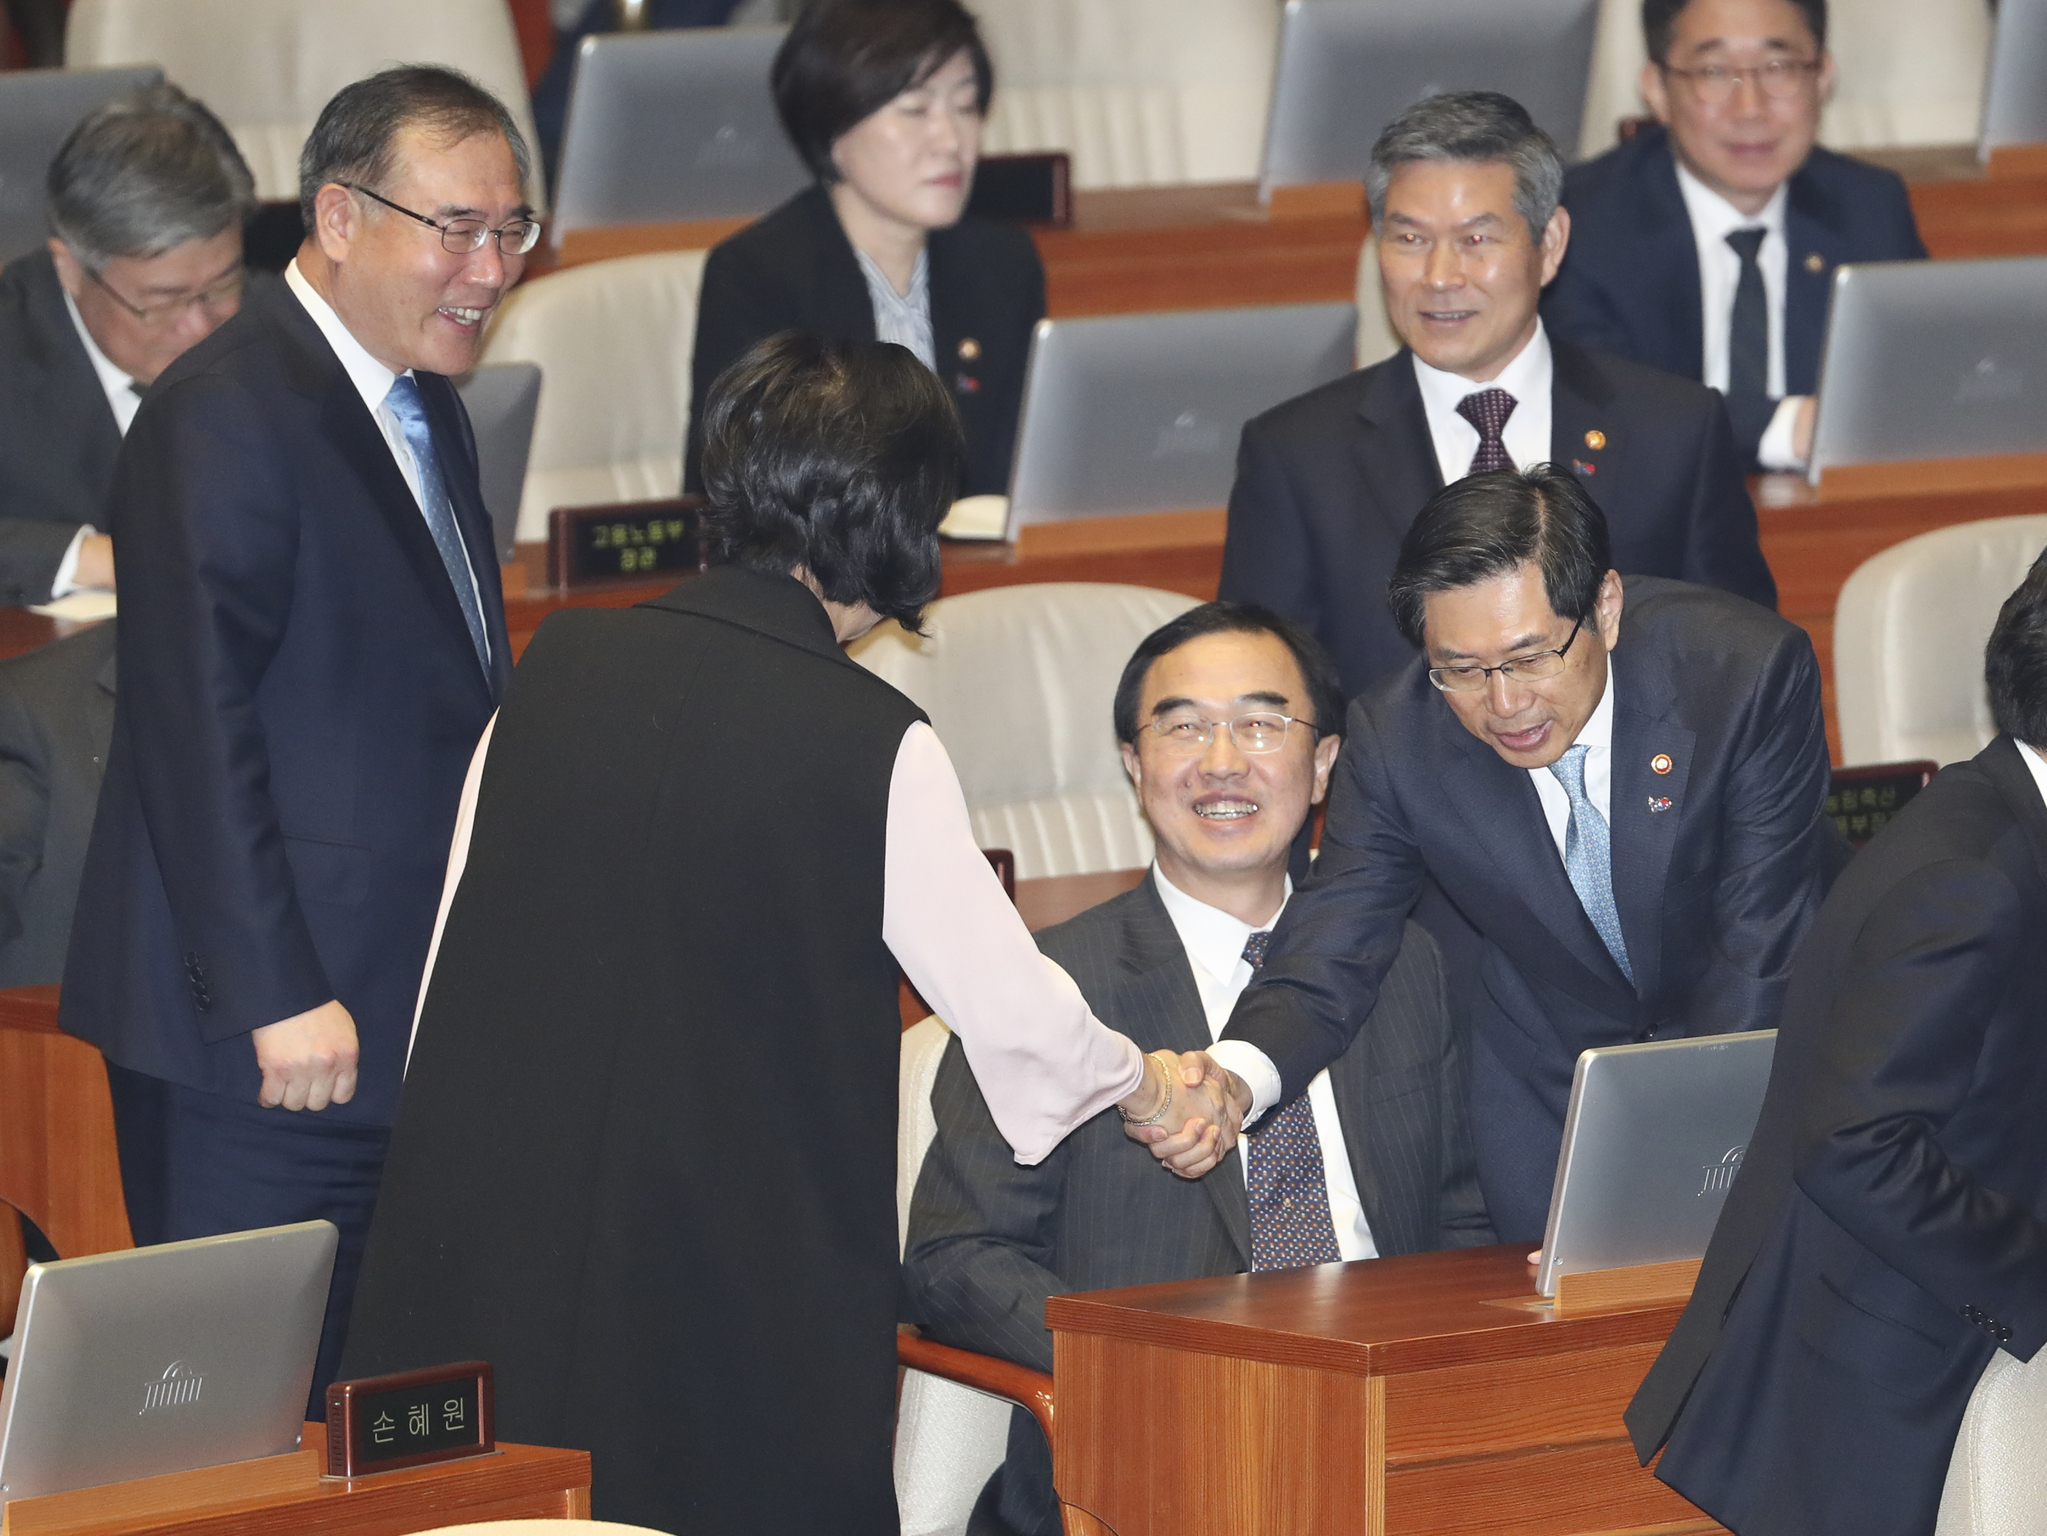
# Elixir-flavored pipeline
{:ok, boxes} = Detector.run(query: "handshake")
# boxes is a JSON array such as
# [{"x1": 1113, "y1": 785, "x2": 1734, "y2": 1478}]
[{"x1": 1117, "y1": 1049, "x2": 1252, "y2": 1178}]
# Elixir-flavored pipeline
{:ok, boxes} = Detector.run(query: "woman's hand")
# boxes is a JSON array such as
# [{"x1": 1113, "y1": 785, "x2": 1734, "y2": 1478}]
[{"x1": 1121, "y1": 1050, "x2": 1251, "y2": 1178}]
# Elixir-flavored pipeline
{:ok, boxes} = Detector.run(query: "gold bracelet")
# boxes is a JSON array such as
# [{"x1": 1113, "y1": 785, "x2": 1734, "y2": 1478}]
[{"x1": 1117, "y1": 1051, "x2": 1175, "y2": 1126}]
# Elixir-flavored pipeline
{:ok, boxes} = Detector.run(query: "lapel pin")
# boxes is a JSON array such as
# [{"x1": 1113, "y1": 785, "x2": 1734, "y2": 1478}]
[
  {"x1": 1573, "y1": 458, "x2": 1598, "y2": 475},
  {"x1": 1805, "y1": 252, "x2": 1826, "y2": 274},
  {"x1": 955, "y1": 372, "x2": 980, "y2": 394},
  {"x1": 1584, "y1": 429, "x2": 1606, "y2": 450},
  {"x1": 1649, "y1": 796, "x2": 1673, "y2": 813},
  {"x1": 957, "y1": 337, "x2": 981, "y2": 360},
  {"x1": 1651, "y1": 753, "x2": 1673, "y2": 775}
]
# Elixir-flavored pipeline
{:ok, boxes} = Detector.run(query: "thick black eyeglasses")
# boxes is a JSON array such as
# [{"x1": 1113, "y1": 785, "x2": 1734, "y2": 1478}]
[
  {"x1": 341, "y1": 182, "x2": 542, "y2": 256},
  {"x1": 1427, "y1": 616, "x2": 1585, "y2": 693}
]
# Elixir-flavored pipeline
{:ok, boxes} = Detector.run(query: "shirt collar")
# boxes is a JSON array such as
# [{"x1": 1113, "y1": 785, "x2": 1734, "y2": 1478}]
[
  {"x1": 1570, "y1": 653, "x2": 1618, "y2": 759},
  {"x1": 2018, "y1": 741, "x2": 2047, "y2": 814},
  {"x1": 1411, "y1": 317, "x2": 1553, "y2": 419},
  {"x1": 60, "y1": 285, "x2": 141, "y2": 425},
  {"x1": 854, "y1": 246, "x2": 929, "y2": 309},
  {"x1": 285, "y1": 256, "x2": 407, "y2": 415},
  {"x1": 1673, "y1": 159, "x2": 1788, "y2": 242},
  {"x1": 1151, "y1": 863, "x2": 1290, "y2": 985}
]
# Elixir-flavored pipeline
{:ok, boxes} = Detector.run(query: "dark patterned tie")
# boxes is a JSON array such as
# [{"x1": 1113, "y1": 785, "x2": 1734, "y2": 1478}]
[
  {"x1": 1725, "y1": 227, "x2": 1769, "y2": 400},
  {"x1": 1455, "y1": 387, "x2": 1517, "y2": 476},
  {"x1": 1239, "y1": 930, "x2": 1343, "y2": 1271}
]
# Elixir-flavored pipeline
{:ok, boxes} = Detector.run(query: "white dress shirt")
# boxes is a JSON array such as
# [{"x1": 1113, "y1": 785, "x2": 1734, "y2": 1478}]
[
  {"x1": 417, "y1": 715, "x2": 1148, "y2": 1167},
  {"x1": 283, "y1": 259, "x2": 490, "y2": 660},
  {"x1": 1411, "y1": 320, "x2": 1555, "y2": 486},
  {"x1": 855, "y1": 246, "x2": 935, "y2": 371},
  {"x1": 1673, "y1": 163, "x2": 1805, "y2": 470},
  {"x1": 2019, "y1": 741, "x2": 2047, "y2": 810},
  {"x1": 1153, "y1": 867, "x2": 1378, "y2": 1261},
  {"x1": 48, "y1": 289, "x2": 143, "y2": 597}
]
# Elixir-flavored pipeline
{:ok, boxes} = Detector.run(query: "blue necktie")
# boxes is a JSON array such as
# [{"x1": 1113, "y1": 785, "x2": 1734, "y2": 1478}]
[
  {"x1": 1548, "y1": 743, "x2": 1633, "y2": 984},
  {"x1": 383, "y1": 374, "x2": 490, "y2": 676},
  {"x1": 1239, "y1": 930, "x2": 1343, "y2": 1272}
]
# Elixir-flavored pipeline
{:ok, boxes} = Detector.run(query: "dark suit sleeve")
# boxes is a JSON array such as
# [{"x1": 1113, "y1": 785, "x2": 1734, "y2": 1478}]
[
  {"x1": 0, "y1": 520, "x2": 81, "y2": 607},
  {"x1": 684, "y1": 243, "x2": 793, "y2": 494},
  {"x1": 0, "y1": 668, "x2": 46, "y2": 947},
  {"x1": 1425, "y1": 948, "x2": 1494, "y2": 1247},
  {"x1": 1718, "y1": 394, "x2": 1777, "y2": 475},
  {"x1": 903, "y1": 1033, "x2": 1073, "y2": 1375},
  {"x1": 1680, "y1": 394, "x2": 1777, "y2": 609},
  {"x1": 113, "y1": 373, "x2": 333, "y2": 1043},
  {"x1": 1222, "y1": 697, "x2": 1426, "y2": 1103},
  {"x1": 1681, "y1": 624, "x2": 1831, "y2": 1038},
  {"x1": 1539, "y1": 261, "x2": 1641, "y2": 364},
  {"x1": 1217, "y1": 416, "x2": 1319, "y2": 631},
  {"x1": 1792, "y1": 859, "x2": 2047, "y2": 1358}
]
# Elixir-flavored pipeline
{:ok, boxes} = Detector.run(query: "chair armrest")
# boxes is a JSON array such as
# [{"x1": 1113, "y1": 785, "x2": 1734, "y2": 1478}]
[{"x1": 897, "y1": 1330, "x2": 1055, "y2": 1446}]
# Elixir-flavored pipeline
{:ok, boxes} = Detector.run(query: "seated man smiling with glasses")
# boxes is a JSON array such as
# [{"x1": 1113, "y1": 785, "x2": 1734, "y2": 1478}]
[
  {"x1": 0, "y1": 83, "x2": 259, "y2": 605},
  {"x1": 1170, "y1": 464, "x2": 1838, "y2": 1243},
  {"x1": 1543, "y1": 0, "x2": 1924, "y2": 473},
  {"x1": 906, "y1": 601, "x2": 1493, "y2": 1536}
]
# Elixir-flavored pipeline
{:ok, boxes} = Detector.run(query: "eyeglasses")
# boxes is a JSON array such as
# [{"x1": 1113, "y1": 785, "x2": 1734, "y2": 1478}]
[
  {"x1": 1142, "y1": 711, "x2": 1318, "y2": 755},
  {"x1": 341, "y1": 182, "x2": 542, "y2": 256},
  {"x1": 1659, "y1": 57, "x2": 1822, "y2": 104},
  {"x1": 84, "y1": 260, "x2": 243, "y2": 327},
  {"x1": 1427, "y1": 616, "x2": 1585, "y2": 693}
]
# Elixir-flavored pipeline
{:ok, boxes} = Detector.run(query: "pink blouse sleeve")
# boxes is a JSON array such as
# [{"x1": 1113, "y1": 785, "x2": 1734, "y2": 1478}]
[{"x1": 884, "y1": 721, "x2": 1147, "y2": 1164}]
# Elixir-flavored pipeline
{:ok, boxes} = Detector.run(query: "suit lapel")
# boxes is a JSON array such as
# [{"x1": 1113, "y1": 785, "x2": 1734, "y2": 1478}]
[
  {"x1": 417, "y1": 372, "x2": 512, "y2": 698},
  {"x1": 26, "y1": 254, "x2": 123, "y2": 482},
  {"x1": 1549, "y1": 341, "x2": 1619, "y2": 489},
  {"x1": 1115, "y1": 877, "x2": 1253, "y2": 1268},
  {"x1": 1980, "y1": 737, "x2": 2047, "y2": 884},
  {"x1": 1608, "y1": 666, "x2": 1692, "y2": 1006},
  {"x1": 1782, "y1": 167, "x2": 1843, "y2": 397},
  {"x1": 1352, "y1": 353, "x2": 1443, "y2": 542},
  {"x1": 1637, "y1": 138, "x2": 1706, "y2": 379}
]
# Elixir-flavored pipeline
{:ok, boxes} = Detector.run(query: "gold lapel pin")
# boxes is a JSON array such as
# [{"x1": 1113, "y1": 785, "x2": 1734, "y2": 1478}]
[
  {"x1": 1651, "y1": 753, "x2": 1673, "y2": 775},
  {"x1": 1805, "y1": 252, "x2": 1826, "y2": 274},
  {"x1": 1584, "y1": 429, "x2": 1606, "y2": 450},
  {"x1": 957, "y1": 337, "x2": 981, "y2": 361}
]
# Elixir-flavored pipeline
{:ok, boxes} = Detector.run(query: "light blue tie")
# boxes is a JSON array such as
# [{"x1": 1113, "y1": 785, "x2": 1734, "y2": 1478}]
[
  {"x1": 1547, "y1": 743, "x2": 1633, "y2": 984},
  {"x1": 383, "y1": 374, "x2": 490, "y2": 676}
]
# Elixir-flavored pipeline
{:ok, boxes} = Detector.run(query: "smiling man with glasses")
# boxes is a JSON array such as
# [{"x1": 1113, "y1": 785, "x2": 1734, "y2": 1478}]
[
  {"x1": 1544, "y1": 0, "x2": 1926, "y2": 473},
  {"x1": 0, "y1": 83, "x2": 256, "y2": 605},
  {"x1": 1151, "y1": 465, "x2": 1839, "y2": 1243}
]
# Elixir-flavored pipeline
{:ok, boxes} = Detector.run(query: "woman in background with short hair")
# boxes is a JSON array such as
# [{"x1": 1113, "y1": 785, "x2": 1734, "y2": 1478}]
[{"x1": 685, "y1": 0, "x2": 1043, "y2": 500}]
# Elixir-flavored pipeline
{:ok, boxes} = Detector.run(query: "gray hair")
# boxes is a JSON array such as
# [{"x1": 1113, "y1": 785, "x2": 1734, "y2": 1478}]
[
  {"x1": 1364, "y1": 91, "x2": 1564, "y2": 244},
  {"x1": 47, "y1": 83, "x2": 256, "y2": 271},
  {"x1": 299, "y1": 65, "x2": 531, "y2": 233}
]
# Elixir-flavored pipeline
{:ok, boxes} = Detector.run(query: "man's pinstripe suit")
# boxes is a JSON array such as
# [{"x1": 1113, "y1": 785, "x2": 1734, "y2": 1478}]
[{"x1": 903, "y1": 873, "x2": 1494, "y2": 1536}]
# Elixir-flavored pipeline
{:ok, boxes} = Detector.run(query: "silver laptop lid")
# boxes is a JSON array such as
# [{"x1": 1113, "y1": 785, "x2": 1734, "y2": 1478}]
[
  {"x1": 1258, "y1": 0, "x2": 1598, "y2": 200},
  {"x1": 1980, "y1": 0, "x2": 2047, "y2": 162},
  {"x1": 0, "y1": 1221, "x2": 337, "y2": 1503},
  {"x1": 1807, "y1": 256, "x2": 2047, "y2": 484},
  {"x1": 0, "y1": 67, "x2": 165, "y2": 267},
  {"x1": 551, "y1": 27, "x2": 809, "y2": 242},
  {"x1": 455, "y1": 361, "x2": 543, "y2": 562},
  {"x1": 1006, "y1": 302, "x2": 1357, "y2": 532},
  {"x1": 1536, "y1": 1031, "x2": 1776, "y2": 1298}
]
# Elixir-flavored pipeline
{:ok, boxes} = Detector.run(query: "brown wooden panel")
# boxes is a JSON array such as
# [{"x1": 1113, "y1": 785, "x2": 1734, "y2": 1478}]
[
  {"x1": 1382, "y1": 1437, "x2": 1718, "y2": 1536},
  {"x1": 1381, "y1": 1342, "x2": 1665, "y2": 1465},
  {"x1": 0, "y1": 994, "x2": 133, "y2": 1265}
]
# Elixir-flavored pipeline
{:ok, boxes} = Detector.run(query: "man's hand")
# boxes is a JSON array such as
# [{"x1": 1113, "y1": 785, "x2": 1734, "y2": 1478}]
[
  {"x1": 1122, "y1": 1050, "x2": 1251, "y2": 1179},
  {"x1": 252, "y1": 999, "x2": 358, "y2": 1111},
  {"x1": 1791, "y1": 395, "x2": 1817, "y2": 465},
  {"x1": 73, "y1": 533, "x2": 115, "y2": 591}
]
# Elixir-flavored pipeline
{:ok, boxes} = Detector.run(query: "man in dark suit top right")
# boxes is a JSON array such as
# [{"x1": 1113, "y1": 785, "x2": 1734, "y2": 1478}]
[
  {"x1": 1220, "y1": 91, "x2": 1773, "y2": 703},
  {"x1": 1188, "y1": 465, "x2": 1834, "y2": 1243},
  {"x1": 1628, "y1": 554, "x2": 2047, "y2": 1536},
  {"x1": 1543, "y1": 0, "x2": 1926, "y2": 473}
]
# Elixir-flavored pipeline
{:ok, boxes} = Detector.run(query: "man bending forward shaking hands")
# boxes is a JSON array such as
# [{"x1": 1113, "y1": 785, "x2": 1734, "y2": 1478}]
[
  {"x1": 906, "y1": 603, "x2": 1492, "y2": 1536},
  {"x1": 1162, "y1": 467, "x2": 1837, "y2": 1244}
]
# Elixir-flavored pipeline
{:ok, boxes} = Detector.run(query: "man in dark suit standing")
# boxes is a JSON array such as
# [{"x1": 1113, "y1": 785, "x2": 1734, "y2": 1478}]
[
  {"x1": 0, "y1": 84, "x2": 256, "y2": 606},
  {"x1": 1220, "y1": 90, "x2": 1771, "y2": 703},
  {"x1": 1180, "y1": 467, "x2": 1833, "y2": 1243},
  {"x1": 1543, "y1": 0, "x2": 1925, "y2": 472},
  {"x1": 60, "y1": 66, "x2": 526, "y2": 1405},
  {"x1": 906, "y1": 602, "x2": 1492, "y2": 1536},
  {"x1": 1627, "y1": 556, "x2": 2047, "y2": 1536}
]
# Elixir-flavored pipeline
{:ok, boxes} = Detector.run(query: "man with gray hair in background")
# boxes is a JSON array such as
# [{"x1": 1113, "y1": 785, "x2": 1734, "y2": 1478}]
[
  {"x1": 1219, "y1": 90, "x2": 1774, "y2": 704},
  {"x1": 0, "y1": 83, "x2": 256, "y2": 605}
]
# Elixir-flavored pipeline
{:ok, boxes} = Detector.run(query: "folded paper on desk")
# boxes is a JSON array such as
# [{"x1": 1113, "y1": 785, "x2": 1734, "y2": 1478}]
[
  {"x1": 28, "y1": 591, "x2": 116, "y2": 621},
  {"x1": 940, "y1": 495, "x2": 1008, "y2": 541}
]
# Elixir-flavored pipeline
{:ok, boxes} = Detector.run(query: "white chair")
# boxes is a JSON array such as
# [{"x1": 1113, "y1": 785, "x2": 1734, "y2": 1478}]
[
  {"x1": 970, "y1": 0, "x2": 1280, "y2": 188},
  {"x1": 1936, "y1": 1345, "x2": 2047, "y2": 1536},
  {"x1": 64, "y1": 0, "x2": 546, "y2": 207},
  {"x1": 475, "y1": 249, "x2": 705, "y2": 542},
  {"x1": 1353, "y1": 234, "x2": 1398, "y2": 370},
  {"x1": 1578, "y1": 0, "x2": 1994, "y2": 156},
  {"x1": 1834, "y1": 516, "x2": 2047, "y2": 767},
  {"x1": 850, "y1": 582, "x2": 1202, "y2": 880}
]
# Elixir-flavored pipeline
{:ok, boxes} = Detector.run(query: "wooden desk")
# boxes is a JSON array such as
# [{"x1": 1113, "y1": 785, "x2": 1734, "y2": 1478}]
[
  {"x1": 1864, "y1": 145, "x2": 2047, "y2": 261},
  {"x1": 0, "y1": 1430, "x2": 590, "y2": 1536},
  {"x1": 1048, "y1": 1243, "x2": 1723, "y2": 1536}
]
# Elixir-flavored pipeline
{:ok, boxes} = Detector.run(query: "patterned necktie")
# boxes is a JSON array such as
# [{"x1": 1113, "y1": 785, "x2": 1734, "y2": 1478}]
[
  {"x1": 1455, "y1": 387, "x2": 1517, "y2": 476},
  {"x1": 1239, "y1": 929, "x2": 1343, "y2": 1271},
  {"x1": 1725, "y1": 227, "x2": 1769, "y2": 400},
  {"x1": 1547, "y1": 743, "x2": 1633, "y2": 984},
  {"x1": 384, "y1": 374, "x2": 491, "y2": 676}
]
